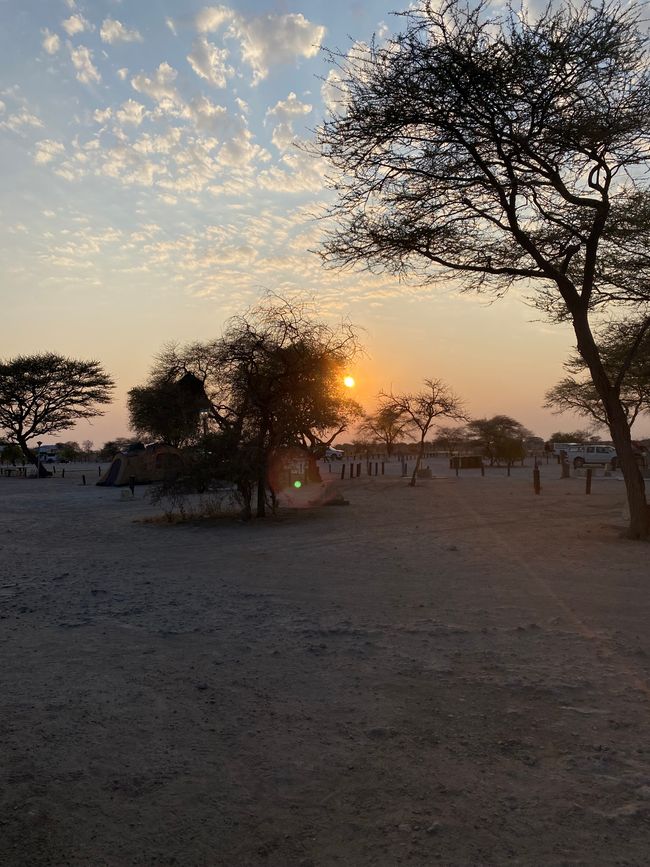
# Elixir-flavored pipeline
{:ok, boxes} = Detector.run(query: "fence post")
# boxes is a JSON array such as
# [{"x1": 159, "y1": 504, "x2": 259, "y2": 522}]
[
  {"x1": 341, "y1": 464, "x2": 345, "y2": 480},
  {"x1": 381, "y1": 462, "x2": 385, "y2": 475},
  {"x1": 533, "y1": 466, "x2": 541, "y2": 495},
  {"x1": 82, "y1": 474, "x2": 86, "y2": 485},
  {"x1": 586, "y1": 467, "x2": 592, "y2": 495}
]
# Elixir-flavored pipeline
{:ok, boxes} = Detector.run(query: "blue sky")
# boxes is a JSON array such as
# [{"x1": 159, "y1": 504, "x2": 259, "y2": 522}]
[{"x1": 0, "y1": 0, "x2": 600, "y2": 444}]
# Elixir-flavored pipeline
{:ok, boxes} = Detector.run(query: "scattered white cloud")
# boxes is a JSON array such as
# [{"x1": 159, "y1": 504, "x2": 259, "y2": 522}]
[
  {"x1": 94, "y1": 107, "x2": 112, "y2": 123},
  {"x1": 100, "y1": 19, "x2": 143, "y2": 45},
  {"x1": 62, "y1": 14, "x2": 90, "y2": 37},
  {"x1": 117, "y1": 67, "x2": 129, "y2": 81},
  {"x1": 131, "y1": 62, "x2": 180, "y2": 110},
  {"x1": 258, "y1": 150, "x2": 325, "y2": 193},
  {"x1": 69, "y1": 45, "x2": 101, "y2": 85},
  {"x1": 187, "y1": 37, "x2": 233, "y2": 88},
  {"x1": 195, "y1": 6, "x2": 237, "y2": 33},
  {"x1": 166, "y1": 18, "x2": 177, "y2": 36},
  {"x1": 116, "y1": 99, "x2": 146, "y2": 126},
  {"x1": 195, "y1": 6, "x2": 325, "y2": 84},
  {"x1": 42, "y1": 29, "x2": 61, "y2": 55},
  {"x1": 266, "y1": 92, "x2": 312, "y2": 150},
  {"x1": 34, "y1": 139, "x2": 66, "y2": 165},
  {"x1": 237, "y1": 12, "x2": 325, "y2": 84},
  {"x1": 183, "y1": 94, "x2": 229, "y2": 134},
  {"x1": 321, "y1": 67, "x2": 348, "y2": 114},
  {"x1": 0, "y1": 101, "x2": 5, "y2": 114},
  {"x1": 266, "y1": 92, "x2": 312, "y2": 123},
  {"x1": 1, "y1": 108, "x2": 43, "y2": 133},
  {"x1": 131, "y1": 127, "x2": 183, "y2": 155}
]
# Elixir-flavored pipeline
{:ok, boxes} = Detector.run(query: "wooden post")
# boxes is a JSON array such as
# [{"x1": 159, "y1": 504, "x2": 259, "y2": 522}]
[
  {"x1": 129, "y1": 475, "x2": 135, "y2": 495},
  {"x1": 340, "y1": 464, "x2": 345, "y2": 480},
  {"x1": 586, "y1": 467, "x2": 592, "y2": 495},
  {"x1": 507, "y1": 462, "x2": 511, "y2": 477},
  {"x1": 357, "y1": 463, "x2": 361, "y2": 477},
  {"x1": 381, "y1": 462, "x2": 385, "y2": 475},
  {"x1": 62, "y1": 468, "x2": 65, "y2": 478},
  {"x1": 82, "y1": 474, "x2": 86, "y2": 485},
  {"x1": 533, "y1": 466, "x2": 541, "y2": 495},
  {"x1": 374, "y1": 462, "x2": 378, "y2": 475}
]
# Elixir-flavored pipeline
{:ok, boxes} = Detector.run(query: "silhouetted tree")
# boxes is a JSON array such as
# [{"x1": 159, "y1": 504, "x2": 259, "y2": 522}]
[
  {"x1": 466, "y1": 416, "x2": 530, "y2": 466},
  {"x1": 547, "y1": 430, "x2": 598, "y2": 445},
  {"x1": 380, "y1": 378, "x2": 466, "y2": 485},
  {"x1": 128, "y1": 368, "x2": 210, "y2": 447},
  {"x1": 0, "y1": 353, "x2": 114, "y2": 464},
  {"x1": 357, "y1": 406, "x2": 408, "y2": 456},
  {"x1": 545, "y1": 318, "x2": 650, "y2": 430},
  {"x1": 434, "y1": 425, "x2": 470, "y2": 456},
  {"x1": 318, "y1": 0, "x2": 650, "y2": 535},
  {"x1": 147, "y1": 296, "x2": 362, "y2": 517},
  {"x1": 99, "y1": 438, "x2": 141, "y2": 461}
]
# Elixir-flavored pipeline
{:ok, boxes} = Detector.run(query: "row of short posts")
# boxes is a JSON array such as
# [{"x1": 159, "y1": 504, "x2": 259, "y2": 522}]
[{"x1": 339, "y1": 461, "x2": 385, "y2": 480}]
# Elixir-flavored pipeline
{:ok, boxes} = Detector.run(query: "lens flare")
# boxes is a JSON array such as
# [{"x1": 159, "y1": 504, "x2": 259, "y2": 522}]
[
  {"x1": 293, "y1": 480, "x2": 302, "y2": 488},
  {"x1": 343, "y1": 375, "x2": 355, "y2": 388}
]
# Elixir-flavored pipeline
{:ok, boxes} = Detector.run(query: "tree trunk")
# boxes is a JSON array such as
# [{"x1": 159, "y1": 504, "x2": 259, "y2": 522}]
[
  {"x1": 572, "y1": 310, "x2": 648, "y2": 539},
  {"x1": 409, "y1": 439, "x2": 425, "y2": 487},
  {"x1": 16, "y1": 434, "x2": 36, "y2": 465},
  {"x1": 256, "y1": 464, "x2": 266, "y2": 518}
]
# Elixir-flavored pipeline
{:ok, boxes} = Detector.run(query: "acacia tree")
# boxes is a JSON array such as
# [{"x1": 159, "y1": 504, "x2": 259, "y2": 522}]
[
  {"x1": 380, "y1": 378, "x2": 466, "y2": 486},
  {"x1": 357, "y1": 406, "x2": 408, "y2": 456},
  {"x1": 128, "y1": 368, "x2": 210, "y2": 447},
  {"x1": 465, "y1": 415, "x2": 530, "y2": 466},
  {"x1": 434, "y1": 425, "x2": 469, "y2": 456},
  {"x1": 545, "y1": 317, "x2": 650, "y2": 429},
  {"x1": 143, "y1": 297, "x2": 362, "y2": 518},
  {"x1": 318, "y1": 0, "x2": 650, "y2": 536},
  {"x1": 547, "y1": 430, "x2": 598, "y2": 445},
  {"x1": 0, "y1": 353, "x2": 114, "y2": 464}
]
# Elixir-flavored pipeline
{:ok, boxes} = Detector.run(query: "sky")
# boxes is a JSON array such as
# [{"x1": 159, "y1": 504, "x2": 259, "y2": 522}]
[{"x1": 1, "y1": 0, "x2": 639, "y2": 447}]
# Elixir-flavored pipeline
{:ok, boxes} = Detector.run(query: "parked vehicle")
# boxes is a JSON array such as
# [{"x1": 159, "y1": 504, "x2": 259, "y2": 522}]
[
  {"x1": 563, "y1": 444, "x2": 617, "y2": 469},
  {"x1": 325, "y1": 447, "x2": 344, "y2": 460}
]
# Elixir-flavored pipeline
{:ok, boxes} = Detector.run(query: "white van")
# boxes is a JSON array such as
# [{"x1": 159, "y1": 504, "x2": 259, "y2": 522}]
[
  {"x1": 564, "y1": 444, "x2": 617, "y2": 469},
  {"x1": 325, "y1": 447, "x2": 344, "y2": 460}
]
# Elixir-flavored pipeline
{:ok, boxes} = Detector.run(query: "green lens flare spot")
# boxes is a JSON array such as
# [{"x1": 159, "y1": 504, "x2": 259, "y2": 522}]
[{"x1": 293, "y1": 480, "x2": 302, "y2": 488}]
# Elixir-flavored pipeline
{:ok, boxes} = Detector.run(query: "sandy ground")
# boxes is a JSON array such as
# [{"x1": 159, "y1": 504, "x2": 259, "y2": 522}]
[{"x1": 1, "y1": 459, "x2": 650, "y2": 866}]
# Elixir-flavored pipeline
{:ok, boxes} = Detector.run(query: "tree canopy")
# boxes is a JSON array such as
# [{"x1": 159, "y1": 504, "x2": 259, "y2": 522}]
[
  {"x1": 135, "y1": 297, "x2": 362, "y2": 517},
  {"x1": 465, "y1": 415, "x2": 530, "y2": 465},
  {"x1": 0, "y1": 353, "x2": 114, "y2": 462},
  {"x1": 545, "y1": 317, "x2": 650, "y2": 429},
  {"x1": 318, "y1": 0, "x2": 650, "y2": 535},
  {"x1": 379, "y1": 378, "x2": 466, "y2": 485}
]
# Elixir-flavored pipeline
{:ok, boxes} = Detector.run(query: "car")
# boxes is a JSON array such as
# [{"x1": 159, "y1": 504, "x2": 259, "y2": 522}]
[
  {"x1": 565, "y1": 444, "x2": 616, "y2": 468},
  {"x1": 324, "y1": 447, "x2": 344, "y2": 460}
]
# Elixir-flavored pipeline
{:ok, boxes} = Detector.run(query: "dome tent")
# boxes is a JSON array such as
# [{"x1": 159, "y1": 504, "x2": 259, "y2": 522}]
[{"x1": 97, "y1": 442, "x2": 183, "y2": 487}]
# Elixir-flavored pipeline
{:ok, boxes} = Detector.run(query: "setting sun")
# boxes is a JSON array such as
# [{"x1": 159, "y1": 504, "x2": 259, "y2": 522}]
[{"x1": 343, "y1": 375, "x2": 355, "y2": 388}]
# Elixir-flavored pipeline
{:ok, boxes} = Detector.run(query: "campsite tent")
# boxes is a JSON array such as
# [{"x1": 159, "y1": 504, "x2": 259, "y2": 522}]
[{"x1": 97, "y1": 443, "x2": 183, "y2": 486}]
